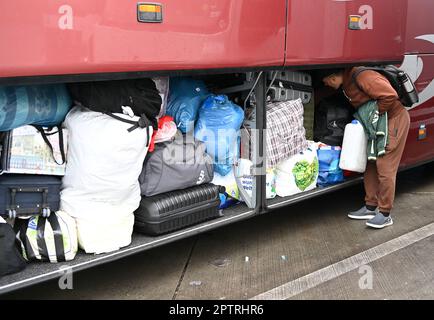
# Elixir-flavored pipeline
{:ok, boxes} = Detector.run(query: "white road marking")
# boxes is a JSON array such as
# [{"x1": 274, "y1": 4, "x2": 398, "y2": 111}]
[{"x1": 251, "y1": 223, "x2": 434, "y2": 300}]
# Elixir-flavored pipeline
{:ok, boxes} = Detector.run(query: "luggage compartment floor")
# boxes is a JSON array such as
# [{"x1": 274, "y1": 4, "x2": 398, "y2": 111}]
[
  {"x1": 0, "y1": 204, "x2": 254, "y2": 295},
  {"x1": 267, "y1": 177, "x2": 364, "y2": 210}
]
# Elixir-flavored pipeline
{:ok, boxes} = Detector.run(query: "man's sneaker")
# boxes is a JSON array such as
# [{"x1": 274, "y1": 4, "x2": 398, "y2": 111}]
[
  {"x1": 366, "y1": 213, "x2": 394, "y2": 229},
  {"x1": 348, "y1": 206, "x2": 378, "y2": 220}
]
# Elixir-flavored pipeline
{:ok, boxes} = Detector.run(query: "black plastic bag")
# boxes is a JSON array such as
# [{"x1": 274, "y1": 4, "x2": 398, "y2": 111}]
[
  {"x1": 0, "y1": 221, "x2": 26, "y2": 277},
  {"x1": 67, "y1": 78, "x2": 162, "y2": 129}
]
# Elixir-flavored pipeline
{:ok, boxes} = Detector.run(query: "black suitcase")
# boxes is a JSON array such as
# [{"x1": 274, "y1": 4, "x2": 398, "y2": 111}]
[
  {"x1": 134, "y1": 184, "x2": 223, "y2": 236},
  {"x1": 0, "y1": 174, "x2": 61, "y2": 219}
]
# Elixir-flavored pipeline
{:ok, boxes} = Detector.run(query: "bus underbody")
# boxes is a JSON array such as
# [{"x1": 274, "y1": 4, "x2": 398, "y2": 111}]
[{"x1": 4, "y1": 59, "x2": 433, "y2": 294}]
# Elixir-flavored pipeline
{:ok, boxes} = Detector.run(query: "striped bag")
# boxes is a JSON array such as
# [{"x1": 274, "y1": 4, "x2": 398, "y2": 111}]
[
  {"x1": 266, "y1": 98, "x2": 308, "y2": 168},
  {"x1": 15, "y1": 211, "x2": 78, "y2": 263}
]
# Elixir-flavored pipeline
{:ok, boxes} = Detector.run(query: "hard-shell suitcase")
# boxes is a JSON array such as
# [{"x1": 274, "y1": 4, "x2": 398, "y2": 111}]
[
  {"x1": 134, "y1": 183, "x2": 223, "y2": 235},
  {"x1": 0, "y1": 175, "x2": 61, "y2": 219}
]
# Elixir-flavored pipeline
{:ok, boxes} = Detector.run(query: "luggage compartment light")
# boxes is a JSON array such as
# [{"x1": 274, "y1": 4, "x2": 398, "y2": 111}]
[
  {"x1": 137, "y1": 3, "x2": 162, "y2": 23},
  {"x1": 139, "y1": 4, "x2": 161, "y2": 12},
  {"x1": 418, "y1": 124, "x2": 427, "y2": 140},
  {"x1": 349, "y1": 15, "x2": 361, "y2": 30}
]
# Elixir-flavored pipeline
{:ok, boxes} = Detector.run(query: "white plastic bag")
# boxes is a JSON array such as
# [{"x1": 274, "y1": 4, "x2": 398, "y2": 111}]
[
  {"x1": 60, "y1": 106, "x2": 152, "y2": 254},
  {"x1": 237, "y1": 159, "x2": 276, "y2": 200},
  {"x1": 214, "y1": 159, "x2": 275, "y2": 201},
  {"x1": 265, "y1": 169, "x2": 277, "y2": 199},
  {"x1": 276, "y1": 144, "x2": 319, "y2": 197},
  {"x1": 211, "y1": 170, "x2": 240, "y2": 199}
]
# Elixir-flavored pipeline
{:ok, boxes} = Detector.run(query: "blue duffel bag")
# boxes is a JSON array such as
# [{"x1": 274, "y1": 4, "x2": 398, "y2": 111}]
[{"x1": 0, "y1": 84, "x2": 72, "y2": 132}]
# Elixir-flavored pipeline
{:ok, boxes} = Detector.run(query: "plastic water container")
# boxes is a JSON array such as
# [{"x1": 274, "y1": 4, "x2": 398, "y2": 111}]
[{"x1": 339, "y1": 120, "x2": 368, "y2": 173}]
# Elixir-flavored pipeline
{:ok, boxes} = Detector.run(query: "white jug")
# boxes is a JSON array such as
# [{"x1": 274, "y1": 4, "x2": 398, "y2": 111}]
[{"x1": 339, "y1": 120, "x2": 368, "y2": 173}]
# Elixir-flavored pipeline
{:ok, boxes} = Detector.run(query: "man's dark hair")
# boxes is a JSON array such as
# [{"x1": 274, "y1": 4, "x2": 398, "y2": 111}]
[{"x1": 315, "y1": 68, "x2": 344, "y2": 80}]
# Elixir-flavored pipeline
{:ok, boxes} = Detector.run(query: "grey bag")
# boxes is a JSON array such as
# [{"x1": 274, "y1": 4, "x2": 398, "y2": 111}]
[{"x1": 139, "y1": 137, "x2": 214, "y2": 196}]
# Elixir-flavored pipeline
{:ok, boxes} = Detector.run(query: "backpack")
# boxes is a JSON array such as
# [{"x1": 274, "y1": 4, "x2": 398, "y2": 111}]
[
  {"x1": 314, "y1": 92, "x2": 354, "y2": 146},
  {"x1": 352, "y1": 65, "x2": 419, "y2": 108},
  {"x1": 67, "y1": 78, "x2": 162, "y2": 130}
]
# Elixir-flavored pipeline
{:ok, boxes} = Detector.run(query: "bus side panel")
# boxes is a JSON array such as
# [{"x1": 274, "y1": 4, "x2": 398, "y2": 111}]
[
  {"x1": 405, "y1": 0, "x2": 434, "y2": 54},
  {"x1": 401, "y1": 54, "x2": 434, "y2": 167},
  {"x1": 400, "y1": 0, "x2": 434, "y2": 167},
  {"x1": 0, "y1": 0, "x2": 286, "y2": 78},
  {"x1": 284, "y1": 0, "x2": 406, "y2": 66}
]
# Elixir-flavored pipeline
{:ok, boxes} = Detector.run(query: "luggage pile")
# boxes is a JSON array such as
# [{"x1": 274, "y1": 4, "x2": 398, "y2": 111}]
[
  {"x1": 0, "y1": 84, "x2": 77, "y2": 273},
  {"x1": 248, "y1": 71, "x2": 319, "y2": 198},
  {"x1": 262, "y1": 72, "x2": 361, "y2": 198},
  {"x1": 0, "y1": 78, "x2": 165, "y2": 271},
  {"x1": 137, "y1": 78, "x2": 244, "y2": 235},
  {"x1": 0, "y1": 75, "x2": 248, "y2": 272},
  {"x1": 313, "y1": 91, "x2": 367, "y2": 186},
  {"x1": 0, "y1": 70, "x2": 365, "y2": 277},
  {"x1": 63, "y1": 78, "x2": 163, "y2": 253}
]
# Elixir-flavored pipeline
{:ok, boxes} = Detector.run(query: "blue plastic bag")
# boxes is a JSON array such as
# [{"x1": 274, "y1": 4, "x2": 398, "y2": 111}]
[
  {"x1": 218, "y1": 193, "x2": 240, "y2": 209},
  {"x1": 194, "y1": 95, "x2": 244, "y2": 176},
  {"x1": 166, "y1": 78, "x2": 209, "y2": 133},
  {"x1": 317, "y1": 144, "x2": 344, "y2": 187},
  {"x1": 0, "y1": 84, "x2": 72, "y2": 132}
]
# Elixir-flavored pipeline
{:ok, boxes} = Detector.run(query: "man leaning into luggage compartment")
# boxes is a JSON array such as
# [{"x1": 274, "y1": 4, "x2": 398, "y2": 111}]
[{"x1": 320, "y1": 67, "x2": 410, "y2": 229}]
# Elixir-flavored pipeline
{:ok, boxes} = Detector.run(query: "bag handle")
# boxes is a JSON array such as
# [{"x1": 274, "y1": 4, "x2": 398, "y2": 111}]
[
  {"x1": 36, "y1": 215, "x2": 50, "y2": 262},
  {"x1": 105, "y1": 113, "x2": 151, "y2": 147},
  {"x1": 4, "y1": 187, "x2": 50, "y2": 219},
  {"x1": 47, "y1": 214, "x2": 66, "y2": 262},
  {"x1": 32, "y1": 125, "x2": 66, "y2": 166}
]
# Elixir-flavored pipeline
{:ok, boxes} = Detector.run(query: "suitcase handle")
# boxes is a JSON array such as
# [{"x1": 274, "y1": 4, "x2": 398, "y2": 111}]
[{"x1": 4, "y1": 187, "x2": 51, "y2": 219}]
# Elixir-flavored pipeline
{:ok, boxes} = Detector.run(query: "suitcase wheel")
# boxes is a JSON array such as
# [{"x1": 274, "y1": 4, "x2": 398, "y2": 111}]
[
  {"x1": 42, "y1": 208, "x2": 51, "y2": 218},
  {"x1": 7, "y1": 209, "x2": 17, "y2": 219}
]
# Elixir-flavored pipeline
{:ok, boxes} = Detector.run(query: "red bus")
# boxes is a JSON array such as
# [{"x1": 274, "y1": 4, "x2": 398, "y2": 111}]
[{"x1": 0, "y1": 0, "x2": 433, "y2": 294}]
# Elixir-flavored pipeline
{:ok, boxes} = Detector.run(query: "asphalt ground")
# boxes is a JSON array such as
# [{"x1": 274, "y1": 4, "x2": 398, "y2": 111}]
[{"x1": 2, "y1": 163, "x2": 434, "y2": 300}]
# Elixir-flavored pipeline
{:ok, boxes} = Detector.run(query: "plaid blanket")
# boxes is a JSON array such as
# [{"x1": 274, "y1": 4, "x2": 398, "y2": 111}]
[{"x1": 266, "y1": 99, "x2": 307, "y2": 168}]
